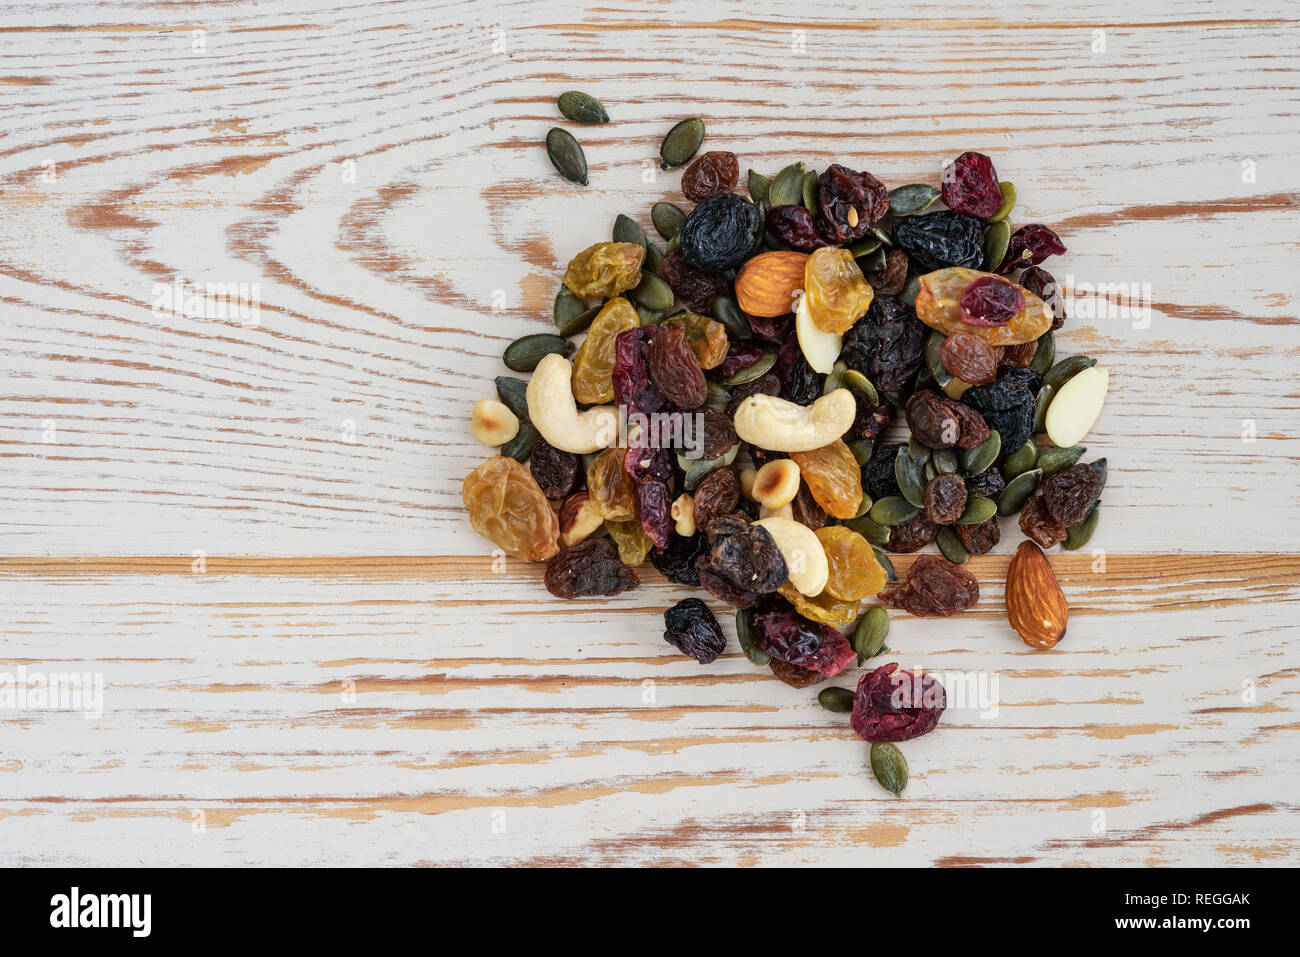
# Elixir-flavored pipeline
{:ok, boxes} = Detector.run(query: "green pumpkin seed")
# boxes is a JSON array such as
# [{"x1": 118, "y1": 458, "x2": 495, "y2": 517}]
[
  {"x1": 1030, "y1": 331, "x2": 1056, "y2": 375},
  {"x1": 887, "y1": 183, "x2": 941, "y2": 216},
  {"x1": 629, "y1": 272, "x2": 674, "y2": 312},
  {"x1": 666, "y1": 234, "x2": 681, "y2": 252},
  {"x1": 503, "y1": 333, "x2": 573, "y2": 372},
  {"x1": 982, "y1": 219, "x2": 1010, "y2": 272},
  {"x1": 986, "y1": 181, "x2": 1016, "y2": 223},
  {"x1": 636, "y1": 304, "x2": 664, "y2": 325},
  {"x1": 769, "y1": 162, "x2": 805, "y2": 207},
  {"x1": 823, "y1": 359, "x2": 847, "y2": 395},
  {"x1": 894, "y1": 447, "x2": 927, "y2": 508},
  {"x1": 925, "y1": 331, "x2": 953, "y2": 389},
  {"x1": 1064, "y1": 499, "x2": 1101, "y2": 551},
  {"x1": 899, "y1": 274, "x2": 922, "y2": 308},
  {"x1": 500, "y1": 421, "x2": 538, "y2": 462},
  {"x1": 1002, "y1": 441, "x2": 1038, "y2": 481},
  {"x1": 643, "y1": 241, "x2": 664, "y2": 276},
  {"x1": 933, "y1": 448, "x2": 958, "y2": 474},
  {"x1": 936, "y1": 526, "x2": 969, "y2": 564},
  {"x1": 908, "y1": 436, "x2": 931, "y2": 464},
  {"x1": 558, "y1": 304, "x2": 601, "y2": 337},
  {"x1": 494, "y1": 376, "x2": 530, "y2": 423},
  {"x1": 1038, "y1": 444, "x2": 1085, "y2": 477},
  {"x1": 943, "y1": 377, "x2": 971, "y2": 401},
  {"x1": 870, "y1": 227, "x2": 894, "y2": 248},
  {"x1": 736, "y1": 608, "x2": 770, "y2": 667},
  {"x1": 960, "y1": 429, "x2": 1001, "y2": 477},
  {"x1": 613, "y1": 213, "x2": 647, "y2": 249},
  {"x1": 870, "y1": 496, "x2": 920, "y2": 526},
  {"x1": 956, "y1": 495, "x2": 997, "y2": 524},
  {"x1": 720, "y1": 349, "x2": 775, "y2": 385},
  {"x1": 842, "y1": 369, "x2": 879, "y2": 405},
  {"x1": 553, "y1": 285, "x2": 585, "y2": 330},
  {"x1": 711, "y1": 295, "x2": 753, "y2": 340},
  {"x1": 1033, "y1": 383, "x2": 1054, "y2": 433},
  {"x1": 924, "y1": 459, "x2": 939, "y2": 483},
  {"x1": 859, "y1": 247, "x2": 887, "y2": 273},
  {"x1": 844, "y1": 514, "x2": 891, "y2": 547},
  {"x1": 747, "y1": 170, "x2": 771, "y2": 204},
  {"x1": 651, "y1": 201, "x2": 686, "y2": 241},
  {"x1": 853, "y1": 606, "x2": 890, "y2": 663},
  {"x1": 847, "y1": 438, "x2": 874, "y2": 467},
  {"x1": 849, "y1": 237, "x2": 882, "y2": 258},
  {"x1": 1042, "y1": 354, "x2": 1097, "y2": 393},
  {"x1": 1088, "y1": 457, "x2": 1108, "y2": 490},
  {"x1": 853, "y1": 492, "x2": 874, "y2": 518},
  {"x1": 545, "y1": 128, "x2": 588, "y2": 185},
  {"x1": 872, "y1": 546, "x2": 896, "y2": 581},
  {"x1": 802, "y1": 170, "x2": 819, "y2": 213},
  {"x1": 705, "y1": 381, "x2": 731, "y2": 412},
  {"x1": 659, "y1": 118, "x2": 704, "y2": 169},
  {"x1": 682, "y1": 443, "x2": 740, "y2": 491},
  {"x1": 870, "y1": 741, "x2": 908, "y2": 797},
  {"x1": 818, "y1": 687, "x2": 855, "y2": 713},
  {"x1": 557, "y1": 90, "x2": 608, "y2": 125},
  {"x1": 998, "y1": 467, "x2": 1043, "y2": 516}
]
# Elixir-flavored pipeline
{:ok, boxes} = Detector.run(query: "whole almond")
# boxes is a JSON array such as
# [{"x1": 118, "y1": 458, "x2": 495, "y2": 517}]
[
  {"x1": 1006, "y1": 540, "x2": 1068, "y2": 648},
  {"x1": 735, "y1": 250, "x2": 808, "y2": 317}
]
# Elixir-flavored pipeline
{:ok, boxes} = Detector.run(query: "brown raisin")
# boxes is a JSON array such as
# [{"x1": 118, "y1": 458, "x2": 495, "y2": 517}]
[
  {"x1": 681, "y1": 150, "x2": 739, "y2": 203},
  {"x1": 1018, "y1": 493, "x2": 1067, "y2": 548},
  {"x1": 879, "y1": 554, "x2": 979, "y2": 617},
  {"x1": 885, "y1": 512, "x2": 938, "y2": 553},
  {"x1": 659, "y1": 248, "x2": 729, "y2": 313},
  {"x1": 544, "y1": 538, "x2": 639, "y2": 598},
  {"x1": 955, "y1": 517, "x2": 1000, "y2": 555},
  {"x1": 924, "y1": 473, "x2": 967, "y2": 525},
  {"x1": 1041, "y1": 462, "x2": 1103, "y2": 527},
  {"x1": 693, "y1": 466, "x2": 740, "y2": 534},
  {"x1": 939, "y1": 331, "x2": 999, "y2": 385},
  {"x1": 529, "y1": 436, "x2": 578, "y2": 499},
  {"x1": 865, "y1": 248, "x2": 908, "y2": 297},
  {"x1": 648, "y1": 322, "x2": 707, "y2": 409},
  {"x1": 769, "y1": 656, "x2": 826, "y2": 688},
  {"x1": 791, "y1": 481, "x2": 827, "y2": 530},
  {"x1": 906, "y1": 390, "x2": 989, "y2": 450},
  {"x1": 999, "y1": 340, "x2": 1037, "y2": 368}
]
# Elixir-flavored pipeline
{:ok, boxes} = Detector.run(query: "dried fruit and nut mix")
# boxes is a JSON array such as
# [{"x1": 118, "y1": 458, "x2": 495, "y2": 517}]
[{"x1": 462, "y1": 102, "x2": 1113, "y2": 796}]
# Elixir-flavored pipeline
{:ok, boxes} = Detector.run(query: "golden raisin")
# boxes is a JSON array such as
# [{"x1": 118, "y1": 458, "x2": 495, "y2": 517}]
[
  {"x1": 571, "y1": 298, "x2": 639, "y2": 403},
  {"x1": 788, "y1": 440, "x2": 863, "y2": 520},
  {"x1": 562, "y1": 242, "x2": 644, "y2": 299},
  {"x1": 777, "y1": 582, "x2": 859, "y2": 627},
  {"x1": 668, "y1": 311, "x2": 729, "y2": 370},
  {"x1": 816, "y1": 526, "x2": 887, "y2": 601},
  {"x1": 604, "y1": 519, "x2": 654, "y2": 566},
  {"x1": 462, "y1": 456, "x2": 560, "y2": 562},
  {"x1": 804, "y1": 247, "x2": 874, "y2": 335},
  {"x1": 585, "y1": 448, "x2": 636, "y2": 521}
]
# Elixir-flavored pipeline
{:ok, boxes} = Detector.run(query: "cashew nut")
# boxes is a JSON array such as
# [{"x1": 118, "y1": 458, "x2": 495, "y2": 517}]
[
  {"x1": 525, "y1": 352, "x2": 619, "y2": 454},
  {"x1": 471, "y1": 398, "x2": 519, "y2": 447},
  {"x1": 732, "y1": 388, "x2": 856, "y2": 453},
  {"x1": 753, "y1": 459, "x2": 801, "y2": 509},
  {"x1": 753, "y1": 516, "x2": 829, "y2": 597},
  {"x1": 671, "y1": 493, "x2": 695, "y2": 537}
]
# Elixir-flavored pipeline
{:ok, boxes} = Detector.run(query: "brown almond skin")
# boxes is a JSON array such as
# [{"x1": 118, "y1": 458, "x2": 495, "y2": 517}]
[
  {"x1": 735, "y1": 250, "x2": 809, "y2": 317},
  {"x1": 1006, "y1": 540, "x2": 1068, "y2": 648}
]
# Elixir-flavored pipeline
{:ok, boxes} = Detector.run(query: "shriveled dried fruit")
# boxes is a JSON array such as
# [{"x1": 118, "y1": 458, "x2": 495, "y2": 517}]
[
  {"x1": 766, "y1": 203, "x2": 829, "y2": 252},
  {"x1": 791, "y1": 481, "x2": 827, "y2": 530},
  {"x1": 939, "y1": 331, "x2": 999, "y2": 385},
  {"x1": 914, "y1": 268, "x2": 1053, "y2": 346},
  {"x1": 883, "y1": 512, "x2": 937, "y2": 554},
  {"x1": 571, "y1": 298, "x2": 639, "y2": 404},
  {"x1": 635, "y1": 478, "x2": 672, "y2": 550},
  {"x1": 893, "y1": 210, "x2": 985, "y2": 270},
  {"x1": 650, "y1": 530, "x2": 707, "y2": 585},
  {"x1": 692, "y1": 465, "x2": 740, "y2": 534},
  {"x1": 817, "y1": 525, "x2": 887, "y2": 600},
  {"x1": 559, "y1": 492, "x2": 603, "y2": 548},
  {"x1": 923, "y1": 472, "x2": 967, "y2": 525},
  {"x1": 754, "y1": 598, "x2": 856, "y2": 677},
  {"x1": 462, "y1": 456, "x2": 560, "y2": 562},
  {"x1": 1019, "y1": 266, "x2": 1067, "y2": 330},
  {"x1": 906, "y1": 390, "x2": 989, "y2": 450},
  {"x1": 962, "y1": 367, "x2": 1039, "y2": 456},
  {"x1": 529, "y1": 435, "x2": 578, "y2": 499},
  {"x1": 659, "y1": 248, "x2": 729, "y2": 313},
  {"x1": 1000, "y1": 340, "x2": 1036, "y2": 367},
  {"x1": 682, "y1": 150, "x2": 739, "y2": 203},
  {"x1": 804, "y1": 247, "x2": 874, "y2": 335},
  {"x1": 851, "y1": 662, "x2": 947, "y2": 741},
  {"x1": 879, "y1": 554, "x2": 979, "y2": 616},
  {"x1": 1040, "y1": 462, "x2": 1103, "y2": 527},
  {"x1": 955, "y1": 516, "x2": 1001, "y2": 555},
  {"x1": 941, "y1": 151, "x2": 1002, "y2": 218},
  {"x1": 586, "y1": 447, "x2": 636, "y2": 521},
  {"x1": 680, "y1": 193, "x2": 762, "y2": 273},
  {"x1": 769, "y1": 656, "x2": 826, "y2": 688},
  {"x1": 694, "y1": 407, "x2": 739, "y2": 460},
  {"x1": 545, "y1": 538, "x2": 639, "y2": 598},
  {"x1": 613, "y1": 326, "x2": 666, "y2": 415},
  {"x1": 840, "y1": 294, "x2": 925, "y2": 393},
  {"x1": 669, "y1": 311, "x2": 729, "y2": 370},
  {"x1": 998, "y1": 224, "x2": 1067, "y2": 274},
  {"x1": 816, "y1": 163, "x2": 889, "y2": 243},
  {"x1": 562, "y1": 241, "x2": 644, "y2": 299},
  {"x1": 789, "y1": 439, "x2": 864, "y2": 520},
  {"x1": 1018, "y1": 493, "x2": 1066, "y2": 548},
  {"x1": 663, "y1": 597, "x2": 727, "y2": 663},
  {"x1": 648, "y1": 322, "x2": 708, "y2": 409},
  {"x1": 695, "y1": 514, "x2": 788, "y2": 608},
  {"x1": 865, "y1": 248, "x2": 909, "y2": 297},
  {"x1": 777, "y1": 582, "x2": 859, "y2": 627}
]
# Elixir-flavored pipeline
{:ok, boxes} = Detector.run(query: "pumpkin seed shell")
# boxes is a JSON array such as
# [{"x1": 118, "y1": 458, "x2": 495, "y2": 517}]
[
  {"x1": 711, "y1": 295, "x2": 753, "y2": 339},
  {"x1": 960, "y1": 429, "x2": 1001, "y2": 477},
  {"x1": 1037, "y1": 444, "x2": 1085, "y2": 477},
  {"x1": 818, "y1": 687, "x2": 855, "y2": 713},
  {"x1": 558, "y1": 303, "x2": 600, "y2": 337},
  {"x1": 557, "y1": 90, "x2": 608, "y2": 125},
  {"x1": 844, "y1": 515, "x2": 891, "y2": 547},
  {"x1": 1003, "y1": 440, "x2": 1038, "y2": 481},
  {"x1": 870, "y1": 495, "x2": 921, "y2": 526},
  {"x1": 500, "y1": 421, "x2": 538, "y2": 462},
  {"x1": 503, "y1": 333, "x2": 573, "y2": 372},
  {"x1": 736, "y1": 608, "x2": 770, "y2": 667},
  {"x1": 720, "y1": 349, "x2": 775, "y2": 385},
  {"x1": 842, "y1": 369, "x2": 879, "y2": 405},
  {"x1": 1031, "y1": 331, "x2": 1056, "y2": 375},
  {"x1": 894, "y1": 447, "x2": 927, "y2": 508},
  {"x1": 629, "y1": 272, "x2": 674, "y2": 312},
  {"x1": 494, "y1": 376, "x2": 530, "y2": 423},
  {"x1": 933, "y1": 448, "x2": 958, "y2": 474},
  {"x1": 613, "y1": 213, "x2": 647, "y2": 249},
  {"x1": 802, "y1": 170, "x2": 819, "y2": 213},
  {"x1": 651, "y1": 201, "x2": 686, "y2": 241},
  {"x1": 870, "y1": 741, "x2": 908, "y2": 797},
  {"x1": 956, "y1": 495, "x2": 997, "y2": 524},
  {"x1": 1042, "y1": 354, "x2": 1097, "y2": 393},
  {"x1": 853, "y1": 606, "x2": 890, "y2": 662},
  {"x1": 660, "y1": 118, "x2": 704, "y2": 169},
  {"x1": 936, "y1": 526, "x2": 969, "y2": 563},
  {"x1": 747, "y1": 169, "x2": 771, "y2": 203},
  {"x1": 997, "y1": 467, "x2": 1043, "y2": 516},
  {"x1": 1033, "y1": 383, "x2": 1054, "y2": 433},
  {"x1": 983, "y1": 219, "x2": 1010, "y2": 271},
  {"x1": 986, "y1": 181, "x2": 1016, "y2": 223},
  {"x1": 769, "y1": 162, "x2": 805, "y2": 207},
  {"x1": 888, "y1": 183, "x2": 941, "y2": 216},
  {"x1": 1064, "y1": 499, "x2": 1101, "y2": 550},
  {"x1": 871, "y1": 546, "x2": 896, "y2": 581},
  {"x1": 545, "y1": 128, "x2": 588, "y2": 185},
  {"x1": 847, "y1": 438, "x2": 875, "y2": 467}
]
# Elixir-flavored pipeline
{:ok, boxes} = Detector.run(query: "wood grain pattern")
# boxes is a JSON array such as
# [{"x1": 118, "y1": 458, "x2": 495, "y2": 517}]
[{"x1": 1, "y1": 0, "x2": 1298, "y2": 866}]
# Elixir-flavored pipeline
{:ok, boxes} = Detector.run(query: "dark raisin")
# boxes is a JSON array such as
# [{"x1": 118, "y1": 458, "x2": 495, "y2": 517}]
[
  {"x1": 862, "y1": 442, "x2": 903, "y2": 500},
  {"x1": 725, "y1": 371, "x2": 781, "y2": 418},
  {"x1": 692, "y1": 466, "x2": 740, "y2": 534},
  {"x1": 966, "y1": 467, "x2": 1006, "y2": 500},
  {"x1": 680, "y1": 193, "x2": 762, "y2": 273},
  {"x1": 961, "y1": 368, "x2": 1040, "y2": 457},
  {"x1": 879, "y1": 554, "x2": 979, "y2": 616},
  {"x1": 791, "y1": 481, "x2": 826, "y2": 531},
  {"x1": 958, "y1": 275, "x2": 1024, "y2": 327},
  {"x1": 1018, "y1": 493, "x2": 1067, "y2": 548},
  {"x1": 815, "y1": 163, "x2": 890, "y2": 243},
  {"x1": 940, "y1": 151, "x2": 1001, "y2": 218},
  {"x1": 776, "y1": 337, "x2": 820, "y2": 406},
  {"x1": 613, "y1": 327, "x2": 665, "y2": 415},
  {"x1": 529, "y1": 436, "x2": 578, "y2": 499},
  {"x1": 997, "y1": 224, "x2": 1067, "y2": 275},
  {"x1": 1000, "y1": 341, "x2": 1036, "y2": 367},
  {"x1": 754, "y1": 598, "x2": 856, "y2": 677},
  {"x1": 924, "y1": 473, "x2": 967, "y2": 525},
  {"x1": 650, "y1": 531, "x2": 707, "y2": 585},
  {"x1": 865, "y1": 248, "x2": 908, "y2": 296},
  {"x1": 1041, "y1": 462, "x2": 1102, "y2": 527},
  {"x1": 885, "y1": 512, "x2": 938, "y2": 554},
  {"x1": 681, "y1": 151, "x2": 739, "y2": 203},
  {"x1": 648, "y1": 322, "x2": 707, "y2": 409},
  {"x1": 850, "y1": 661, "x2": 946, "y2": 742},
  {"x1": 659, "y1": 248, "x2": 729, "y2": 313},
  {"x1": 852, "y1": 395, "x2": 893, "y2": 439},
  {"x1": 663, "y1": 597, "x2": 727, "y2": 663},
  {"x1": 893, "y1": 210, "x2": 985, "y2": 271},
  {"x1": 906, "y1": 390, "x2": 989, "y2": 450},
  {"x1": 1019, "y1": 266, "x2": 1067, "y2": 330},
  {"x1": 715, "y1": 340, "x2": 764, "y2": 380},
  {"x1": 769, "y1": 656, "x2": 826, "y2": 688},
  {"x1": 544, "y1": 538, "x2": 639, "y2": 598},
  {"x1": 955, "y1": 517, "x2": 1000, "y2": 555},
  {"x1": 694, "y1": 514, "x2": 788, "y2": 608},
  {"x1": 694, "y1": 408, "x2": 738, "y2": 460},
  {"x1": 840, "y1": 294, "x2": 926, "y2": 393},
  {"x1": 765, "y1": 204, "x2": 829, "y2": 252}
]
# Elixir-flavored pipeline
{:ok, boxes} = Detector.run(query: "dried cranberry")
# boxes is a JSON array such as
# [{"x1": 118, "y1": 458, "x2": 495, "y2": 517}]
[
  {"x1": 997, "y1": 224, "x2": 1066, "y2": 275},
  {"x1": 852, "y1": 394, "x2": 893, "y2": 439},
  {"x1": 815, "y1": 163, "x2": 889, "y2": 243},
  {"x1": 1019, "y1": 266, "x2": 1067, "y2": 330},
  {"x1": 659, "y1": 248, "x2": 729, "y2": 313},
  {"x1": 958, "y1": 275, "x2": 1024, "y2": 327},
  {"x1": 765, "y1": 204, "x2": 829, "y2": 252},
  {"x1": 850, "y1": 662, "x2": 946, "y2": 742},
  {"x1": 681, "y1": 151, "x2": 738, "y2": 203},
  {"x1": 663, "y1": 598, "x2": 727, "y2": 663},
  {"x1": 754, "y1": 599, "x2": 856, "y2": 677},
  {"x1": 636, "y1": 480, "x2": 672, "y2": 550},
  {"x1": 623, "y1": 442, "x2": 673, "y2": 484},
  {"x1": 715, "y1": 340, "x2": 764, "y2": 380},
  {"x1": 746, "y1": 312, "x2": 792, "y2": 341},
  {"x1": 613, "y1": 327, "x2": 665, "y2": 415},
  {"x1": 941, "y1": 151, "x2": 1001, "y2": 218}
]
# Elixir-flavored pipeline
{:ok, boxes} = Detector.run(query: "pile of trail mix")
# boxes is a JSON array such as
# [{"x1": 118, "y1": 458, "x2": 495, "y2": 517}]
[{"x1": 464, "y1": 96, "x2": 1110, "y2": 795}]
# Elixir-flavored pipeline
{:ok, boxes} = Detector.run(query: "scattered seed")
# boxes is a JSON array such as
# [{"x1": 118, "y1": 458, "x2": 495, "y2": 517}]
[
  {"x1": 545, "y1": 127, "x2": 588, "y2": 185},
  {"x1": 711, "y1": 295, "x2": 753, "y2": 340},
  {"x1": 1037, "y1": 444, "x2": 1085, "y2": 477},
  {"x1": 960, "y1": 429, "x2": 1001, "y2": 477},
  {"x1": 683, "y1": 445, "x2": 738, "y2": 490},
  {"x1": 986, "y1": 181, "x2": 1016, "y2": 223},
  {"x1": 870, "y1": 227, "x2": 894, "y2": 248},
  {"x1": 494, "y1": 375, "x2": 530, "y2": 423},
  {"x1": 899, "y1": 274, "x2": 922, "y2": 308},
  {"x1": 924, "y1": 458, "x2": 939, "y2": 483},
  {"x1": 720, "y1": 349, "x2": 775, "y2": 385},
  {"x1": 859, "y1": 246, "x2": 887, "y2": 273},
  {"x1": 936, "y1": 526, "x2": 969, "y2": 563},
  {"x1": 1064, "y1": 499, "x2": 1101, "y2": 550},
  {"x1": 983, "y1": 219, "x2": 1010, "y2": 271},
  {"x1": 557, "y1": 90, "x2": 608, "y2": 125},
  {"x1": 956, "y1": 495, "x2": 997, "y2": 524},
  {"x1": 1042, "y1": 354, "x2": 1097, "y2": 393},
  {"x1": 660, "y1": 118, "x2": 705, "y2": 169},
  {"x1": 853, "y1": 606, "x2": 890, "y2": 662},
  {"x1": 1002, "y1": 441, "x2": 1038, "y2": 481},
  {"x1": 769, "y1": 162, "x2": 805, "y2": 207},
  {"x1": 823, "y1": 359, "x2": 848, "y2": 395},
  {"x1": 1089, "y1": 457, "x2": 1108, "y2": 490},
  {"x1": 849, "y1": 237, "x2": 882, "y2": 258},
  {"x1": 933, "y1": 448, "x2": 958, "y2": 474},
  {"x1": 553, "y1": 285, "x2": 585, "y2": 329},
  {"x1": 651, "y1": 201, "x2": 686, "y2": 240},
  {"x1": 870, "y1": 495, "x2": 921, "y2": 526},
  {"x1": 894, "y1": 447, "x2": 927, "y2": 508},
  {"x1": 556, "y1": 304, "x2": 600, "y2": 338},
  {"x1": 748, "y1": 169, "x2": 771, "y2": 203},
  {"x1": 818, "y1": 687, "x2": 855, "y2": 712},
  {"x1": 998, "y1": 467, "x2": 1043, "y2": 516},
  {"x1": 853, "y1": 492, "x2": 873, "y2": 518},
  {"x1": 1031, "y1": 331, "x2": 1056, "y2": 375},
  {"x1": 842, "y1": 369, "x2": 879, "y2": 405},
  {"x1": 908, "y1": 436, "x2": 931, "y2": 464},
  {"x1": 500, "y1": 421, "x2": 538, "y2": 462},
  {"x1": 705, "y1": 381, "x2": 731, "y2": 412},
  {"x1": 887, "y1": 183, "x2": 941, "y2": 216},
  {"x1": 636, "y1": 304, "x2": 664, "y2": 325},
  {"x1": 629, "y1": 272, "x2": 674, "y2": 312},
  {"x1": 736, "y1": 607, "x2": 770, "y2": 667},
  {"x1": 503, "y1": 333, "x2": 574, "y2": 372},
  {"x1": 613, "y1": 213, "x2": 647, "y2": 249},
  {"x1": 643, "y1": 241, "x2": 664, "y2": 275},
  {"x1": 870, "y1": 741, "x2": 908, "y2": 797}
]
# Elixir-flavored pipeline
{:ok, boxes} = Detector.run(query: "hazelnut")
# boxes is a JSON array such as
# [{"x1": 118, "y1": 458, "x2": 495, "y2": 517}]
[
  {"x1": 471, "y1": 398, "x2": 519, "y2": 447},
  {"x1": 752, "y1": 459, "x2": 801, "y2": 509},
  {"x1": 671, "y1": 494, "x2": 695, "y2": 537}
]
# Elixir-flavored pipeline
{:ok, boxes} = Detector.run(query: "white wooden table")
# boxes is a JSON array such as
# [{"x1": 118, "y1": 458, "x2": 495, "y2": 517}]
[{"x1": 1, "y1": 0, "x2": 1297, "y2": 866}]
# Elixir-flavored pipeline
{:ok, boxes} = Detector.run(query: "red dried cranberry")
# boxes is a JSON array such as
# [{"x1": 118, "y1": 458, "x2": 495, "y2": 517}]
[
  {"x1": 746, "y1": 312, "x2": 791, "y2": 341},
  {"x1": 997, "y1": 224, "x2": 1067, "y2": 275},
  {"x1": 754, "y1": 599, "x2": 855, "y2": 677},
  {"x1": 958, "y1": 275, "x2": 1024, "y2": 326},
  {"x1": 850, "y1": 662, "x2": 946, "y2": 742},
  {"x1": 941, "y1": 151, "x2": 1001, "y2": 218},
  {"x1": 636, "y1": 479, "x2": 672, "y2": 550},
  {"x1": 613, "y1": 327, "x2": 665, "y2": 415},
  {"x1": 715, "y1": 340, "x2": 764, "y2": 379},
  {"x1": 765, "y1": 204, "x2": 829, "y2": 252}
]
